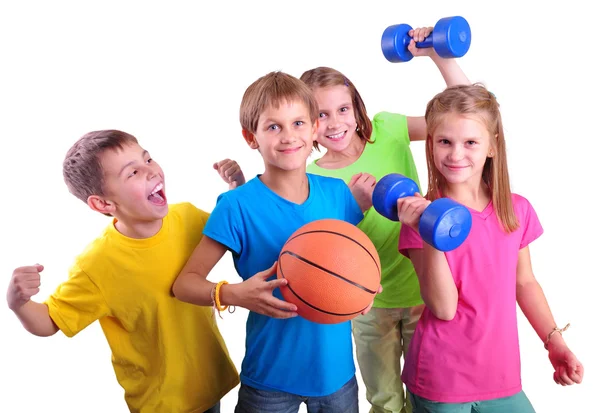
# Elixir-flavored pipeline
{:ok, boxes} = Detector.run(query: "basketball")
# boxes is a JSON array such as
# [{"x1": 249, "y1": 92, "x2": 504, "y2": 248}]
[{"x1": 277, "y1": 219, "x2": 381, "y2": 324}]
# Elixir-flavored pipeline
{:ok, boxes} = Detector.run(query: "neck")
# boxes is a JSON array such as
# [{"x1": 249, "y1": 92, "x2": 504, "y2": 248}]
[
  {"x1": 114, "y1": 217, "x2": 163, "y2": 239},
  {"x1": 321, "y1": 134, "x2": 366, "y2": 166},
  {"x1": 445, "y1": 178, "x2": 491, "y2": 211},
  {"x1": 260, "y1": 166, "x2": 309, "y2": 204}
]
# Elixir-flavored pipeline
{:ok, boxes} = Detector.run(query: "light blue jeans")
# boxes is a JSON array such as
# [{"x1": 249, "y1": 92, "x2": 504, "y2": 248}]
[{"x1": 409, "y1": 391, "x2": 535, "y2": 413}]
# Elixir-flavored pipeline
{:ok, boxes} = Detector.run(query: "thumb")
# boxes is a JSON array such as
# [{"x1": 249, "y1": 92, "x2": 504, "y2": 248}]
[
  {"x1": 213, "y1": 162, "x2": 219, "y2": 170},
  {"x1": 567, "y1": 353, "x2": 579, "y2": 371},
  {"x1": 414, "y1": 192, "x2": 423, "y2": 198},
  {"x1": 35, "y1": 263, "x2": 44, "y2": 272},
  {"x1": 258, "y1": 261, "x2": 278, "y2": 279}
]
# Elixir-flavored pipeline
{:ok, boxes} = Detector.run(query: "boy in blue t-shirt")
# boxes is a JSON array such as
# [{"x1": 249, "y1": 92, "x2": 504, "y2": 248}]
[{"x1": 172, "y1": 71, "x2": 379, "y2": 412}]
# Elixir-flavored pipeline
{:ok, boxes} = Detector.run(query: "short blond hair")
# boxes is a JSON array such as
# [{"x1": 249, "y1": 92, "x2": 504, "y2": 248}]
[{"x1": 240, "y1": 71, "x2": 318, "y2": 134}]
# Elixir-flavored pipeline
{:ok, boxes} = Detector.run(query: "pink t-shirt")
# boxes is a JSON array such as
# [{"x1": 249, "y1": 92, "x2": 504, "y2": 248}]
[{"x1": 398, "y1": 194, "x2": 543, "y2": 403}]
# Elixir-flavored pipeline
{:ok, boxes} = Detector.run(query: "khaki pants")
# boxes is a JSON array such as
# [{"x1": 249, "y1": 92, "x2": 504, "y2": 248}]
[{"x1": 352, "y1": 305, "x2": 425, "y2": 413}]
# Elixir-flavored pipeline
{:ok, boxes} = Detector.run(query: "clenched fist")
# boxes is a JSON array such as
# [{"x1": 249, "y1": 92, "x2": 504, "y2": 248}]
[{"x1": 7, "y1": 264, "x2": 44, "y2": 311}]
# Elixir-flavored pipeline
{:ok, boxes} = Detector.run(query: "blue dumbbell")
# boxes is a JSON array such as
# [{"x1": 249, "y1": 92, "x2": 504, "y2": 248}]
[
  {"x1": 372, "y1": 173, "x2": 472, "y2": 251},
  {"x1": 381, "y1": 16, "x2": 471, "y2": 63}
]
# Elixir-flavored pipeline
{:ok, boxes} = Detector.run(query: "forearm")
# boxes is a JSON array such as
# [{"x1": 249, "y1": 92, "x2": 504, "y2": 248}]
[
  {"x1": 172, "y1": 272, "x2": 216, "y2": 306},
  {"x1": 13, "y1": 301, "x2": 59, "y2": 337},
  {"x1": 431, "y1": 56, "x2": 470, "y2": 87},
  {"x1": 415, "y1": 244, "x2": 458, "y2": 320},
  {"x1": 517, "y1": 279, "x2": 565, "y2": 347}
]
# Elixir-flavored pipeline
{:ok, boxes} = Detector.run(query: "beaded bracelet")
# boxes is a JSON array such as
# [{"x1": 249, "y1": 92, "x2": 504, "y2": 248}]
[{"x1": 544, "y1": 323, "x2": 570, "y2": 350}]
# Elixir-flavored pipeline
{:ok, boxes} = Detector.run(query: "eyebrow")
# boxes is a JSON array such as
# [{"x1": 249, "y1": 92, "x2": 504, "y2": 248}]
[{"x1": 118, "y1": 150, "x2": 148, "y2": 177}]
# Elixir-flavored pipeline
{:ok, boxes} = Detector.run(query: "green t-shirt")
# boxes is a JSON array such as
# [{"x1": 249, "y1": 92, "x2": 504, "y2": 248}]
[{"x1": 307, "y1": 112, "x2": 423, "y2": 308}]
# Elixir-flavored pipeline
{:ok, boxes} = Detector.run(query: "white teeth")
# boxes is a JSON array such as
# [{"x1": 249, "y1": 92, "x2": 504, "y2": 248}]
[
  {"x1": 327, "y1": 131, "x2": 345, "y2": 139},
  {"x1": 151, "y1": 183, "x2": 163, "y2": 195}
]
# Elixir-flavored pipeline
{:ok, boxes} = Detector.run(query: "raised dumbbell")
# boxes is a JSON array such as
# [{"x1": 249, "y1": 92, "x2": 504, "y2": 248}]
[
  {"x1": 381, "y1": 16, "x2": 471, "y2": 63},
  {"x1": 372, "y1": 173, "x2": 472, "y2": 251}
]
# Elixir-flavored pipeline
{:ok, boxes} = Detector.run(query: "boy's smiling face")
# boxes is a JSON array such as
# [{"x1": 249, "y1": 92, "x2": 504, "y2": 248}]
[
  {"x1": 90, "y1": 142, "x2": 168, "y2": 236},
  {"x1": 244, "y1": 99, "x2": 317, "y2": 172}
]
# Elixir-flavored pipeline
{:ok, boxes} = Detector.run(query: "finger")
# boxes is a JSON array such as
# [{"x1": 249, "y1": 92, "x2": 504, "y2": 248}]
[
  {"x1": 224, "y1": 164, "x2": 239, "y2": 180},
  {"x1": 361, "y1": 301, "x2": 374, "y2": 315},
  {"x1": 213, "y1": 159, "x2": 231, "y2": 170},
  {"x1": 258, "y1": 262, "x2": 278, "y2": 279},
  {"x1": 22, "y1": 287, "x2": 40, "y2": 297},
  {"x1": 14, "y1": 265, "x2": 42, "y2": 274},
  {"x1": 568, "y1": 369, "x2": 583, "y2": 384},
  {"x1": 22, "y1": 276, "x2": 41, "y2": 286},
  {"x1": 559, "y1": 368, "x2": 575, "y2": 385},
  {"x1": 266, "y1": 278, "x2": 288, "y2": 290},
  {"x1": 349, "y1": 173, "x2": 363, "y2": 187},
  {"x1": 265, "y1": 296, "x2": 297, "y2": 312},
  {"x1": 264, "y1": 306, "x2": 298, "y2": 319}
]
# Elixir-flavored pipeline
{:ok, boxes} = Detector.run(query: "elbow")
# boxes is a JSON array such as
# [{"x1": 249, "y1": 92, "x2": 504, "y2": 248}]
[
  {"x1": 428, "y1": 300, "x2": 458, "y2": 321},
  {"x1": 171, "y1": 276, "x2": 186, "y2": 300},
  {"x1": 433, "y1": 307, "x2": 457, "y2": 321}
]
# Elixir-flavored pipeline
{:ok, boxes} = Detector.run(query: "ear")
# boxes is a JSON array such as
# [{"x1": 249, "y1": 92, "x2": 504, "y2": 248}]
[
  {"x1": 242, "y1": 129, "x2": 259, "y2": 149},
  {"x1": 311, "y1": 119, "x2": 319, "y2": 142},
  {"x1": 87, "y1": 195, "x2": 116, "y2": 215}
]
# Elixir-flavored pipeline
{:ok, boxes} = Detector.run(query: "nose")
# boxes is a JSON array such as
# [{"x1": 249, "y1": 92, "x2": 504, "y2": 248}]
[
  {"x1": 280, "y1": 132, "x2": 296, "y2": 144},
  {"x1": 327, "y1": 113, "x2": 341, "y2": 129},
  {"x1": 145, "y1": 163, "x2": 160, "y2": 180},
  {"x1": 448, "y1": 144, "x2": 464, "y2": 162}
]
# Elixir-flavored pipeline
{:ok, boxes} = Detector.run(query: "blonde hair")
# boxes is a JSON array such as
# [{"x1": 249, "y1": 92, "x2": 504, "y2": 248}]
[
  {"x1": 425, "y1": 84, "x2": 518, "y2": 233},
  {"x1": 240, "y1": 71, "x2": 318, "y2": 134},
  {"x1": 300, "y1": 67, "x2": 372, "y2": 150}
]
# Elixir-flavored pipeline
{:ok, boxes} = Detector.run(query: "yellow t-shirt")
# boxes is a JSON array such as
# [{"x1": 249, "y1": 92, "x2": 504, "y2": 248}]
[{"x1": 45, "y1": 203, "x2": 239, "y2": 413}]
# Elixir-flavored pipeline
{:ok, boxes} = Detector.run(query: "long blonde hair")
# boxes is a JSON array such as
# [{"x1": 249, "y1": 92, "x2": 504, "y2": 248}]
[{"x1": 425, "y1": 84, "x2": 518, "y2": 233}]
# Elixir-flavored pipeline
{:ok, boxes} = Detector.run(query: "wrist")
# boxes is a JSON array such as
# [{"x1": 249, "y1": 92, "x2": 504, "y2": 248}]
[
  {"x1": 219, "y1": 283, "x2": 238, "y2": 307},
  {"x1": 8, "y1": 297, "x2": 30, "y2": 313},
  {"x1": 544, "y1": 323, "x2": 570, "y2": 350}
]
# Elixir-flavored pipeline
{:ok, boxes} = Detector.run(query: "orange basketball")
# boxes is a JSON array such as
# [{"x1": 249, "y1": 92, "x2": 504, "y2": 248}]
[{"x1": 277, "y1": 219, "x2": 381, "y2": 324}]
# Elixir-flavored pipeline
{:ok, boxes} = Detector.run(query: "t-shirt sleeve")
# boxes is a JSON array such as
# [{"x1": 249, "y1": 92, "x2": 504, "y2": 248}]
[
  {"x1": 44, "y1": 262, "x2": 109, "y2": 338},
  {"x1": 398, "y1": 224, "x2": 424, "y2": 257},
  {"x1": 515, "y1": 195, "x2": 544, "y2": 249},
  {"x1": 372, "y1": 111, "x2": 410, "y2": 146},
  {"x1": 203, "y1": 193, "x2": 243, "y2": 255},
  {"x1": 343, "y1": 181, "x2": 365, "y2": 225}
]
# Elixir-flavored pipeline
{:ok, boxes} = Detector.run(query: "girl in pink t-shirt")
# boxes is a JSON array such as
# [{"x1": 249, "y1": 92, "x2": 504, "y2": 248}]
[{"x1": 396, "y1": 84, "x2": 584, "y2": 412}]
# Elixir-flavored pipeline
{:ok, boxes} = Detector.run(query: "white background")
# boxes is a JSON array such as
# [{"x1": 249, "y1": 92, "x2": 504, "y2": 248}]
[{"x1": 1, "y1": 1, "x2": 596, "y2": 412}]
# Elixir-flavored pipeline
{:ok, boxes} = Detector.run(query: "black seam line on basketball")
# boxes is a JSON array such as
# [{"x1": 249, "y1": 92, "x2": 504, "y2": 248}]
[
  {"x1": 280, "y1": 251, "x2": 378, "y2": 294},
  {"x1": 285, "y1": 229, "x2": 381, "y2": 274},
  {"x1": 278, "y1": 259, "x2": 369, "y2": 316}
]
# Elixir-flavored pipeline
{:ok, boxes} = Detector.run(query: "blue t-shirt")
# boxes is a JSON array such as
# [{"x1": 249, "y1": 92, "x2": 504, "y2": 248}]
[{"x1": 204, "y1": 173, "x2": 364, "y2": 396}]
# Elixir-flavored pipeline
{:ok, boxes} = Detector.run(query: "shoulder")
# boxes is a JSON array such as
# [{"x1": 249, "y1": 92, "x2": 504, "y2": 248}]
[
  {"x1": 372, "y1": 111, "x2": 407, "y2": 130},
  {"x1": 168, "y1": 202, "x2": 209, "y2": 221},
  {"x1": 371, "y1": 111, "x2": 409, "y2": 144},
  {"x1": 72, "y1": 227, "x2": 114, "y2": 274},
  {"x1": 308, "y1": 173, "x2": 347, "y2": 190},
  {"x1": 511, "y1": 193, "x2": 535, "y2": 214}
]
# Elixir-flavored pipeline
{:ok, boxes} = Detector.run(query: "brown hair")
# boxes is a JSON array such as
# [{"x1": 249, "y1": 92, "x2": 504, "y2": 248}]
[
  {"x1": 300, "y1": 67, "x2": 372, "y2": 150},
  {"x1": 240, "y1": 71, "x2": 318, "y2": 134},
  {"x1": 63, "y1": 129, "x2": 138, "y2": 204},
  {"x1": 424, "y1": 84, "x2": 518, "y2": 233}
]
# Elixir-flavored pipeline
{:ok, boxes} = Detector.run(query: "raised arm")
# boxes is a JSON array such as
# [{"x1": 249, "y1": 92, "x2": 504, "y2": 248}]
[
  {"x1": 406, "y1": 27, "x2": 471, "y2": 142},
  {"x1": 7, "y1": 265, "x2": 59, "y2": 337}
]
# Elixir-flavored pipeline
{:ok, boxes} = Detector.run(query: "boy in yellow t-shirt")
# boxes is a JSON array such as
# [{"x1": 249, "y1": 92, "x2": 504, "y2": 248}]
[{"x1": 6, "y1": 129, "x2": 240, "y2": 413}]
